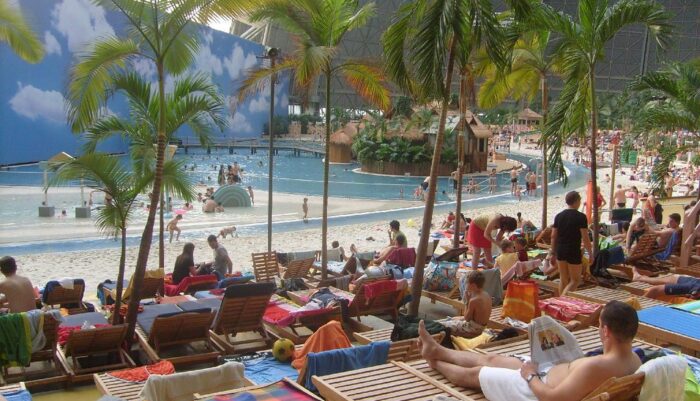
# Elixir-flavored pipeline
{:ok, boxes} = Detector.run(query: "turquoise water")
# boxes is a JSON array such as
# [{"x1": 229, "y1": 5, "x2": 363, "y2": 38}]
[{"x1": 0, "y1": 147, "x2": 538, "y2": 201}]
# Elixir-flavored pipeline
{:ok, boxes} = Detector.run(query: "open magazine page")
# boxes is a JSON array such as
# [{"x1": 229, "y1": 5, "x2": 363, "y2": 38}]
[{"x1": 529, "y1": 316, "x2": 584, "y2": 371}]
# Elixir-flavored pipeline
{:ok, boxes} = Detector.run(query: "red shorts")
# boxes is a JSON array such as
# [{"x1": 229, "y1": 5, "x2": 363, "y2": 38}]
[{"x1": 467, "y1": 224, "x2": 491, "y2": 249}]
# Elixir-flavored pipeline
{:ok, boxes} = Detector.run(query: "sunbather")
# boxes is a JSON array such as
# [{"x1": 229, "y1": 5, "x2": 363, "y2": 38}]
[
  {"x1": 632, "y1": 267, "x2": 700, "y2": 299},
  {"x1": 442, "y1": 271, "x2": 491, "y2": 338},
  {"x1": 0, "y1": 256, "x2": 37, "y2": 313},
  {"x1": 417, "y1": 300, "x2": 642, "y2": 401}
]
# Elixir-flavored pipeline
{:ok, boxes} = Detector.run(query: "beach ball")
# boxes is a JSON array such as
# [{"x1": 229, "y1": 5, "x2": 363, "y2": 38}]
[
  {"x1": 407, "y1": 219, "x2": 416, "y2": 228},
  {"x1": 272, "y1": 338, "x2": 295, "y2": 362}
]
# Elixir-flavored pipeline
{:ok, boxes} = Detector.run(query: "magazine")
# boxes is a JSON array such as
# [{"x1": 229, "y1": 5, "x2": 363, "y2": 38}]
[{"x1": 528, "y1": 315, "x2": 583, "y2": 371}]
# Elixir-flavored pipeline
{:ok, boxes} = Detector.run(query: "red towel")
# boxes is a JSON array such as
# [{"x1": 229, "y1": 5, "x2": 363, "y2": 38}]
[
  {"x1": 58, "y1": 324, "x2": 110, "y2": 346},
  {"x1": 386, "y1": 248, "x2": 416, "y2": 268},
  {"x1": 363, "y1": 280, "x2": 397, "y2": 299},
  {"x1": 538, "y1": 296, "x2": 600, "y2": 322},
  {"x1": 164, "y1": 274, "x2": 217, "y2": 296},
  {"x1": 263, "y1": 304, "x2": 291, "y2": 325},
  {"x1": 107, "y1": 360, "x2": 175, "y2": 383}
]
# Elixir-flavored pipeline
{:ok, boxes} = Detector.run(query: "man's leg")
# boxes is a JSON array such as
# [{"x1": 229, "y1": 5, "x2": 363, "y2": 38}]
[
  {"x1": 169, "y1": 230, "x2": 174, "y2": 243},
  {"x1": 176, "y1": 227, "x2": 181, "y2": 241},
  {"x1": 563, "y1": 263, "x2": 583, "y2": 295},
  {"x1": 472, "y1": 247, "x2": 482, "y2": 267},
  {"x1": 431, "y1": 361, "x2": 483, "y2": 388},
  {"x1": 632, "y1": 268, "x2": 680, "y2": 285},
  {"x1": 558, "y1": 260, "x2": 570, "y2": 296}
]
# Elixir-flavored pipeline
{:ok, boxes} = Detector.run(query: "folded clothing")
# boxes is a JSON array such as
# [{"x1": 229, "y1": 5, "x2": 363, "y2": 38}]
[
  {"x1": 107, "y1": 360, "x2": 175, "y2": 383},
  {"x1": 304, "y1": 341, "x2": 391, "y2": 391},
  {"x1": 538, "y1": 296, "x2": 600, "y2": 322}
]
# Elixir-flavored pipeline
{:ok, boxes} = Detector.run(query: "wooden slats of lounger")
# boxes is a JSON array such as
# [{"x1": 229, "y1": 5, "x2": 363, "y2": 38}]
[
  {"x1": 282, "y1": 257, "x2": 315, "y2": 280},
  {"x1": 252, "y1": 252, "x2": 280, "y2": 283},
  {"x1": 620, "y1": 280, "x2": 656, "y2": 296},
  {"x1": 569, "y1": 286, "x2": 667, "y2": 309},
  {"x1": 57, "y1": 324, "x2": 134, "y2": 378},
  {"x1": 94, "y1": 372, "x2": 144, "y2": 401},
  {"x1": 674, "y1": 263, "x2": 700, "y2": 277}
]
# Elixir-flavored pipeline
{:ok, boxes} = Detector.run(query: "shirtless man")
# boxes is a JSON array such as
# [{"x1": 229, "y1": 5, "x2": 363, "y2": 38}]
[
  {"x1": 613, "y1": 184, "x2": 627, "y2": 208},
  {"x1": 417, "y1": 300, "x2": 642, "y2": 401},
  {"x1": 231, "y1": 162, "x2": 242, "y2": 183},
  {"x1": 0, "y1": 256, "x2": 37, "y2": 313},
  {"x1": 488, "y1": 168, "x2": 497, "y2": 194},
  {"x1": 167, "y1": 214, "x2": 183, "y2": 243},
  {"x1": 527, "y1": 171, "x2": 537, "y2": 196},
  {"x1": 632, "y1": 267, "x2": 700, "y2": 299},
  {"x1": 442, "y1": 271, "x2": 491, "y2": 338},
  {"x1": 652, "y1": 212, "x2": 681, "y2": 249}
]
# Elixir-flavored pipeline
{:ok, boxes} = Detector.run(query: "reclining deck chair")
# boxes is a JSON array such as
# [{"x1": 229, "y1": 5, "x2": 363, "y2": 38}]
[
  {"x1": 609, "y1": 233, "x2": 671, "y2": 279},
  {"x1": 56, "y1": 312, "x2": 133, "y2": 378},
  {"x1": 206, "y1": 282, "x2": 276, "y2": 353},
  {"x1": 101, "y1": 269, "x2": 164, "y2": 305},
  {"x1": 346, "y1": 279, "x2": 404, "y2": 331},
  {"x1": 42, "y1": 279, "x2": 86, "y2": 314},
  {"x1": 1, "y1": 311, "x2": 63, "y2": 383},
  {"x1": 282, "y1": 257, "x2": 316, "y2": 280},
  {"x1": 252, "y1": 251, "x2": 281, "y2": 283},
  {"x1": 135, "y1": 303, "x2": 218, "y2": 366}
]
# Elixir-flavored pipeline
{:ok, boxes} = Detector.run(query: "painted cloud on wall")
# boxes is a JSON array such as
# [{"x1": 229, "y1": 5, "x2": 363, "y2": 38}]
[
  {"x1": 9, "y1": 83, "x2": 67, "y2": 124},
  {"x1": 50, "y1": 0, "x2": 115, "y2": 53}
]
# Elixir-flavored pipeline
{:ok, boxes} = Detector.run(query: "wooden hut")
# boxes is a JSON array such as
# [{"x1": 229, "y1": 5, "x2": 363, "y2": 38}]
[
  {"x1": 517, "y1": 107, "x2": 543, "y2": 127},
  {"x1": 329, "y1": 127, "x2": 355, "y2": 163},
  {"x1": 462, "y1": 110, "x2": 494, "y2": 173}
]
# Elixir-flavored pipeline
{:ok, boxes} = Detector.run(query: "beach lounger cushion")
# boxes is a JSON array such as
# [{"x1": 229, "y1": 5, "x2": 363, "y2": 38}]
[
  {"x1": 137, "y1": 304, "x2": 182, "y2": 335},
  {"x1": 225, "y1": 282, "x2": 276, "y2": 298},
  {"x1": 178, "y1": 298, "x2": 222, "y2": 313},
  {"x1": 60, "y1": 311, "x2": 109, "y2": 327},
  {"x1": 638, "y1": 306, "x2": 700, "y2": 340}
]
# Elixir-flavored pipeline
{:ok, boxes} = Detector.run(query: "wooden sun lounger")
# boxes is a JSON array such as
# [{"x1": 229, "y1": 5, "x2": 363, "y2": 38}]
[
  {"x1": 282, "y1": 257, "x2": 316, "y2": 280},
  {"x1": 193, "y1": 378, "x2": 322, "y2": 401},
  {"x1": 674, "y1": 262, "x2": 700, "y2": 277},
  {"x1": 264, "y1": 297, "x2": 343, "y2": 345},
  {"x1": 569, "y1": 286, "x2": 668, "y2": 309},
  {"x1": 209, "y1": 283, "x2": 276, "y2": 354},
  {"x1": 102, "y1": 275, "x2": 163, "y2": 304},
  {"x1": 609, "y1": 234, "x2": 671, "y2": 279},
  {"x1": 56, "y1": 324, "x2": 134, "y2": 380},
  {"x1": 252, "y1": 251, "x2": 281, "y2": 283},
  {"x1": 136, "y1": 311, "x2": 219, "y2": 367},
  {"x1": 43, "y1": 280, "x2": 86, "y2": 314},
  {"x1": 346, "y1": 279, "x2": 404, "y2": 329}
]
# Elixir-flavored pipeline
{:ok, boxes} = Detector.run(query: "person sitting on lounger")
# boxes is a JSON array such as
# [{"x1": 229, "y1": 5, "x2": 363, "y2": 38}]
[
  {"x1": 417, "y1": 300, "x2": 642, "y2": 401},
  {"x1": 373, "y1": 234, "x2": 408, "y2": 266},
  {"x1": 632, "y1": 267, "x2": 700, "y2": 299},
  {"x1": 626, "y1": 217, "x2": 651, "y2": 252},
  {"x1": 0, "y1": 256, "x2": 37, "y2": 313},
  {"x1": 172, "y1": 243, "x2": 198, "y2": 285},
  {"x1": 655, "y1": 213, "x2": 681, "y2": 250},
  {"x1": 442, "y1": 271, "x2": 491, "y2": 338}
]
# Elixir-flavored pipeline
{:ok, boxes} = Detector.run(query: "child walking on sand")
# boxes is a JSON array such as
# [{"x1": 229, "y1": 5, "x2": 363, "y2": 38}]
[
  {"x1": 442, "y1": 271, "x2": 491, "y2": 338},
  {"x1": 167, "y1": 214, "x2": 183, "y2": 243},
  {"x1": 302, "y1": 198, "x2": 309, "y2": 223}
]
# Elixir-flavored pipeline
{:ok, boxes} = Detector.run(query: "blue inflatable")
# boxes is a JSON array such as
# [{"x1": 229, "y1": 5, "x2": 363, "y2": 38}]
[{"x1": 212, "y1": 185, "x2": 252, "y2": 207}]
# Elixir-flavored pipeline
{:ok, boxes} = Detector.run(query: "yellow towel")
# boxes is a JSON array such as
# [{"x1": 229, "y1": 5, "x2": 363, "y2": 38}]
[
  {"x1": 452, "y1": 331, "x2": 493, "y2": 350},
  {"x1": 624, "y1": 296, "x2": 642, "y2": 311},
  {"x1": 111, "y1": 269, "x2": 164, "y2": 300}
]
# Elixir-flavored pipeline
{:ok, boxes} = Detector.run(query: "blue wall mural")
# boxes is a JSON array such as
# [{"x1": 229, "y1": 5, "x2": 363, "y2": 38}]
[{"x1": 0, "y1": 0, "x2": 289, "y2": 166}]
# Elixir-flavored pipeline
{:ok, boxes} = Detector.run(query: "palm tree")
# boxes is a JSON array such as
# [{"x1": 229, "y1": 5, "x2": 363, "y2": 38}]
[
  {"x1": 81, "y1": 72, "x2": 227, "y2": 270},
  {"x1": 66, "y1": 0, "x2": 254, "y2": 340},
  {"x1": 48, "y1": 154, "x2": 151, "y2": 324},
  {"x1": 238, "y1": 0, "x2": 390, "y2": 279},
  {"x1": 478, "y1": 30, "x2": 558, "y2": 227},
  {"x1": 383, "y1": 0, "x2": 520, "y2": 316},
  {"x1": 535, "y1": 0, "x2": 671, "y2": 256},
  {"x1": 0, "y1": 0, "x2": 43, "y2": 63}
]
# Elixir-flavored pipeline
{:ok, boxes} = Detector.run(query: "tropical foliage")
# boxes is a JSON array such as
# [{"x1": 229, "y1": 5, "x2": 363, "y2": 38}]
[
  {"x1": 351, "y1": 133, "x2": 431, "y2": 164},
  {"x1": 66, "y1": 0, "x2": 254, "y2": 340},
  {"x1": 239, "y1": 0, "x2": 391, "y2": 279},
  {"x1": 536, "y1": 0, "x2": 671, "y2": 254},
  {"x1": 0, "y1": 0, "x2": 43, "y2": 63}
]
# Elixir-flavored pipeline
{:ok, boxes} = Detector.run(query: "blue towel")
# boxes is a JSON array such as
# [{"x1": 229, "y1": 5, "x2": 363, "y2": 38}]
[
  {"x1": 218, "y1": 274, "x2": 254, "y2": 288},
  {"x1": 607, "y1": 246, "x2": 625, "y2": 265},
  {"x1": 655, "y1": 231, "x2": 679, "y2": 261},
  {"x1": 638, "y1": 306, "x2": 700, "y2": 340},
  {"x1": 242, "y1": 354, "x2": 299, "y2": 384},
  {"x1": 1, "y1": 390, "x2": 32, "y2": 401},
  {"x1": 304, "y1": 341, "x2": 391, "y2": 391}
]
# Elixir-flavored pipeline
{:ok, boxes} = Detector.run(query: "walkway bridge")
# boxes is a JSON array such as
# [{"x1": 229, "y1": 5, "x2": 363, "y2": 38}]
[{"x1": 178, "y1": 138, "x2": 325, "y2": 157}]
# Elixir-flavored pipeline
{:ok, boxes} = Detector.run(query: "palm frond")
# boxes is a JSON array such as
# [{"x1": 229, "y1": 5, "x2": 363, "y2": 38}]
[
  {"x1": 236, "y1": 58, "x2": 297, "y2": 105},
  {"x1": 338, "y1": 61, "x2": 391, "y2": 111},
  {"x1": 598, "y1": 0, "x2": 673, "y2": 50},
  {"x1": 83, "y1": 116, "x2": 134, "y2": 153},
  {"x1": 0, "y1": 0, "x2": 44, "y2": 63},
  {"x1": 161, "y1": 159, "x2": 196, "y2": 202}
]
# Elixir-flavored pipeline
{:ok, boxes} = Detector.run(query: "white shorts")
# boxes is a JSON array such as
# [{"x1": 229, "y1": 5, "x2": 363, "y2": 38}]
[{"x1": 479, "y1": 356, "x2": 550, "y2": 401}]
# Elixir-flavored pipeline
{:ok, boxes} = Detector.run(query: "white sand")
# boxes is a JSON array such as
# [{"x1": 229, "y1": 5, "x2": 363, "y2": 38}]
[{"x1": 8, "y1": 146, "x2": 654, "y2": 299}]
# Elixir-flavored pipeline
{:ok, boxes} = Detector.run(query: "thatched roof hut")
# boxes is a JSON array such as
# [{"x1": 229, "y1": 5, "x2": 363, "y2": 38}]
[{"x1": 329, "y1": 128, "x2": 353, "y2": 163}]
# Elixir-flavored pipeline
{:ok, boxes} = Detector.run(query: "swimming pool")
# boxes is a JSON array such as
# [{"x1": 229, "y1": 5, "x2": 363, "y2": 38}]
[{"x1": 0, "y1": 147, "x2": 540, "y2": 201}]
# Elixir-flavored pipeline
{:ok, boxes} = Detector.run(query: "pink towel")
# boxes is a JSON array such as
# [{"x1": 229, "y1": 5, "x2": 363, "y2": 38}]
[{"x1": 538, "y1": 296, "x2": 600, "y2": 322}]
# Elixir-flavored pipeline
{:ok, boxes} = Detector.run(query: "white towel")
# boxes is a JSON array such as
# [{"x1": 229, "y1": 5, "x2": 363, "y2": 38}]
[
  {"x1": 58, "y1": 278, "x2": 74, "y2": 289},
  {"x1": 637, "y1": 355, "x2": 687, "y2": 401},
  {"x1": 139, "y1": 362, "x2": 246, "y2": 401}
]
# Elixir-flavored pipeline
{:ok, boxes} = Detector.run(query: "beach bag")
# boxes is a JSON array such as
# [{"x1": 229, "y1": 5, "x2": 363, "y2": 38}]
[
  {"x1": 501, "y1": 280, "x2": 540, "y2": 323},
  {"x1": 422, "y1": 260, "x2": 458, "y2": 291}
]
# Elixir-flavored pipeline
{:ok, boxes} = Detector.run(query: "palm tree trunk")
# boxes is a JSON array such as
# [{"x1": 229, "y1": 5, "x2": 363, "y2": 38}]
[
  {"x1": 112, "y1": 226, "x2": 127, "y2": 325},
  {"x1": 125, "y1": 61, "x2": 167, "y2": 342},
  {"x1": 453, "y1": 69, "x2": 468, "y2": 250},
  {"x1": 321, "y1": 69, "x2": 331, "y2": 280},
  {"x1": 409, "y1": 38, "x2": 457, "y2": 316},
  {"x1": 589, "y1": 69, "x2": 600, "y2": 257},
  {"x1": 159, "y1": 193, "x2": 165, "y2": 268},
  {"x1": 541, "y1": 75, "x2": 549, "y2": 228}
]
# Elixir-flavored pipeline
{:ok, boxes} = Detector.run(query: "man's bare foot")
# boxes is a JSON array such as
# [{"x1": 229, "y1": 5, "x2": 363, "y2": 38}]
[
  {"x1": 350, "y1": 243, "x2": 358, "y2": 254},
  {"x1": 418, "y1": 320, "x2": 440, "y2": 361},
  {"x1": 631, "y1": 267, "x2": 643, "y2": 282}
]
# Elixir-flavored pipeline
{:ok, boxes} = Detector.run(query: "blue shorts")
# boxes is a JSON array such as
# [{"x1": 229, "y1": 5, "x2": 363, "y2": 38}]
[{"x1": 664, "y1": 276, "x2": 700, "y2": 297}]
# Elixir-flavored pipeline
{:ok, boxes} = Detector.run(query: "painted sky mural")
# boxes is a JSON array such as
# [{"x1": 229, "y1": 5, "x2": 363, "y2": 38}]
[{"x1": 0, "y1": 0, "x2": 289, "y2": 165}]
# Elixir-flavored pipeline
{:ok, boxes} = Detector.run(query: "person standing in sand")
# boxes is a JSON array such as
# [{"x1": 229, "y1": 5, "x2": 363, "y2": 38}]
[
  {"x1": 510, "y1": 167, "x2": 518, "y2": 195},
  {"x1": 467, "y1": 214, "x2": 517, "y2": 268},
  {"x1": 247, "y1": 186, "x2": 255, "y2": 205},
  {"x1": 613, "y1": 184, "x2": 627, "y2": 208},
  {"x1": 551, "y1": 191, "x2": 592, "y2": 295},
  {"x1": 302, "y1": 198, "x2": 309, "y2": 223},
  {"x1": 167, "y1": 214, "x2": 183, "y2": 243},
  {"x1": 488, "y1": 169, "x2": 497, "y2": 194},
  {"x1": 0, "y1": 256, "x2": 37, "y2": 313}
]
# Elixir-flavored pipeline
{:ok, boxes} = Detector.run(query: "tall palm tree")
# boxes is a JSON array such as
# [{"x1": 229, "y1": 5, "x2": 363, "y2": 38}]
[
  {"x1": 238, "y1": 0, "x2": 390, "y2": 279},
  {"x1": 383, "y1": 0, "x2": 521, "y2": 316},
  {"x1": 48, "y1": 154, "x2": 152, "y2": 325},
  {"x1": 66, "y1": 0, "x2": 254, "y2": 340},
  {"x1": 81, "y1": 72, "x2": 227, "y2": 270},
  {"x1": 478, "y1": 30, "x2": 558, "y2": 227},
  {"x1": 0, "y1": 0, "x2": 43, "y2": 63},
  {"x1": 535, "y1": 0, "x2": 671, "y2": 256}
]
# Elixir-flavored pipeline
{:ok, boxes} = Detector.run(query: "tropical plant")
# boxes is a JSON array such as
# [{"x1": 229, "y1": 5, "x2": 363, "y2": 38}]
[
  {"x1": 478, "y1": 30, "x2": 558, "y2": 227},
  {"x1": 66, "y1": 0, "x2": 254, "y2": 341},
  {"x1": 536, "y1": 0, "x2": 672, "y2": 255},
  {"x1": 393, "y1": 96, "x2": 413, "y2": 118},
  {"x1": 238, "y1": 0, "x2": 390, "y2": 279},
  {"x1": 0, "y1": 0, "x2": 43, "y2": 63},
  {"x1": 80, "y1": 71, "x2": 227, "y2": 275},
  {"x1": 383, "y1": 0, "x2": 523, "y2": 316},
  {"x1": 48, "y1": 154, "x2": 151, "y2": 324}
]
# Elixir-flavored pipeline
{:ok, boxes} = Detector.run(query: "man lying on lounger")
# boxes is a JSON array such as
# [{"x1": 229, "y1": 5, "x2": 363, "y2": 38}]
[
  {"x1": 632, "y1": 267, "x2": 700, "y2": 299},
  {"x1": 417, "y1": 300, "x2": 641, "y2": 401}
]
